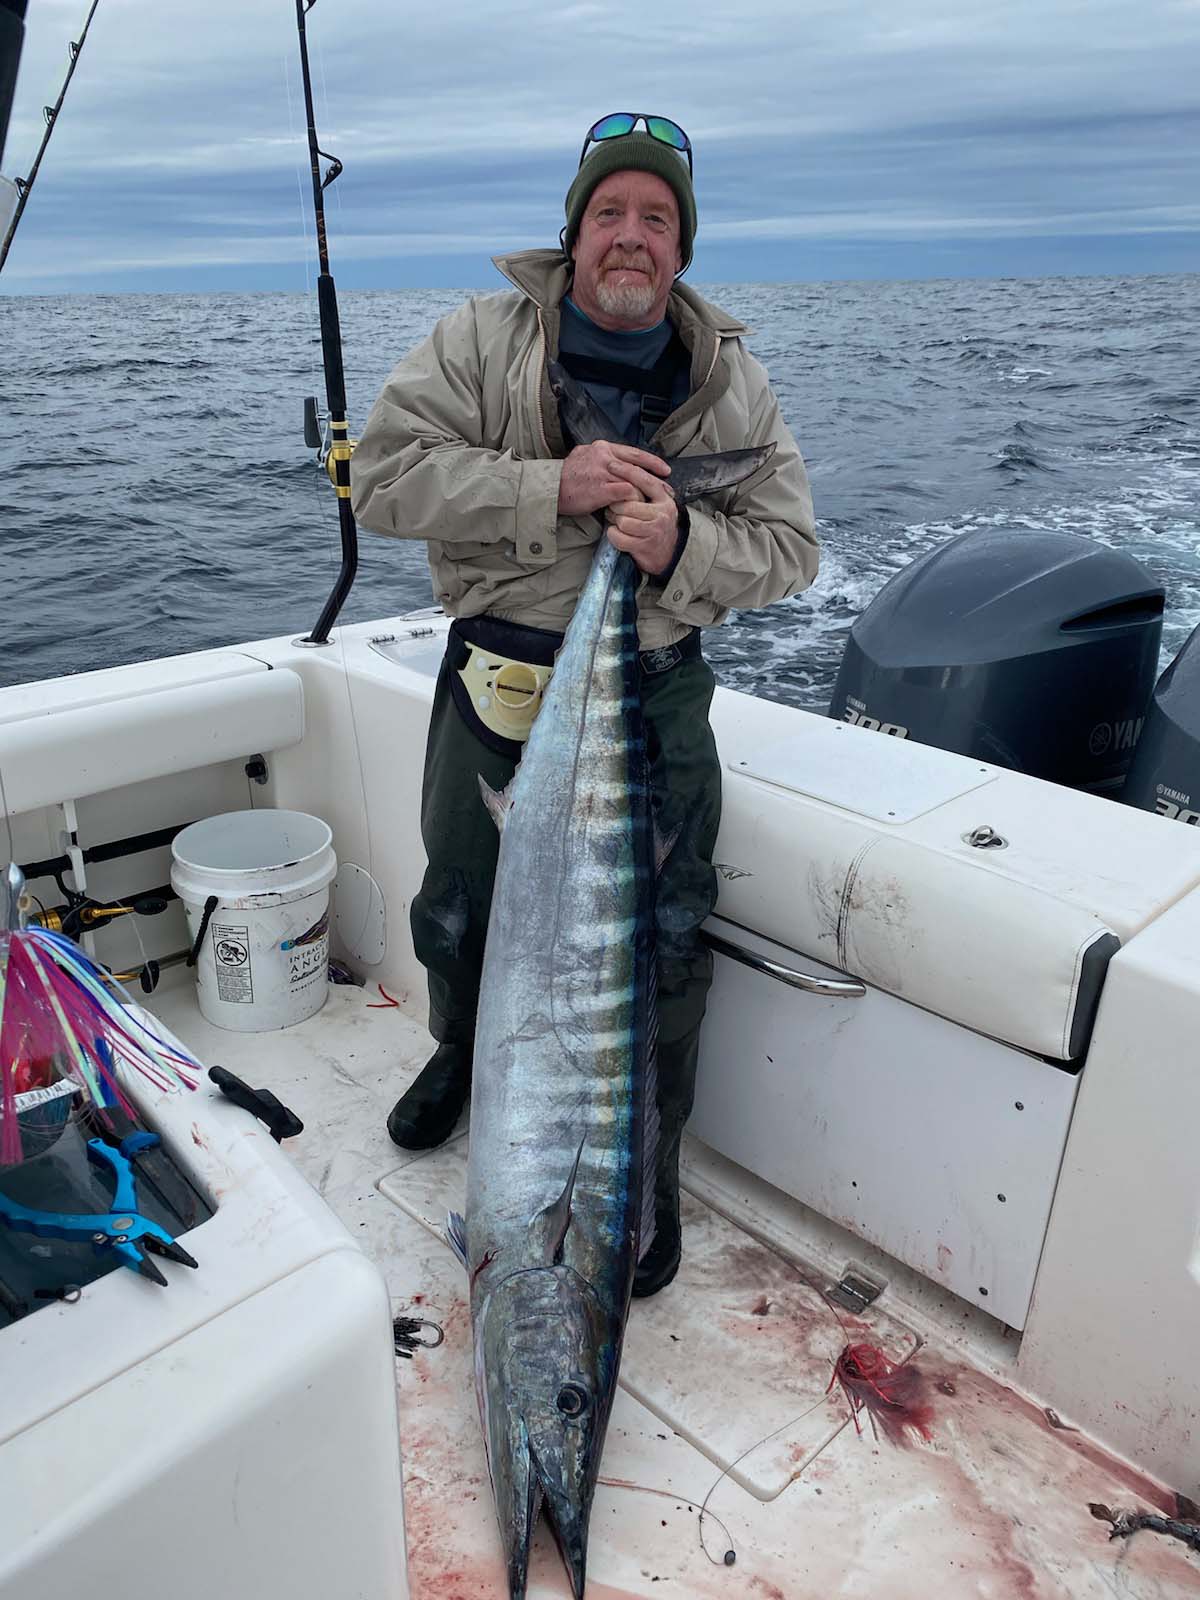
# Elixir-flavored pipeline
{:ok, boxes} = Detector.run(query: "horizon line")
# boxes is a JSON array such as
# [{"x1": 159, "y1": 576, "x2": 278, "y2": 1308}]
[{"x1": 3, "y1": 264, "x2": 1199, "y2": 300}]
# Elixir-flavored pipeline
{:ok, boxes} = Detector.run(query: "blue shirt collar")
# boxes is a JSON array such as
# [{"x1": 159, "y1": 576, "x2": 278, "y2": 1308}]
[{"x1": 563, "y1": 296, "x2": 669, "y2": 338}]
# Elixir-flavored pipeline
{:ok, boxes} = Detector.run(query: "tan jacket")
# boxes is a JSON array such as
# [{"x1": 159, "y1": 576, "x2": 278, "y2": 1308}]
[{"x1": 350, "y1": 249, "x2": 819, "y2": 649}]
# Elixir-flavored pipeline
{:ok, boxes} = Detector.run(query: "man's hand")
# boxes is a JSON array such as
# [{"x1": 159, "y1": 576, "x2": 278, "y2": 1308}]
[
  {"x1": 605, "y1": 472, "x2": 681, "y2": 577},
  {"x1": 557, "y1": 441, "x2": 671, "y2": 518}
]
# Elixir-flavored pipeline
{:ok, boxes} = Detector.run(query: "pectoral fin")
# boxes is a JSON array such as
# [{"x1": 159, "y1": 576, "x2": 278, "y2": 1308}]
[{"x1": 530, "y1": 1138, "x2": 585, "y2": 1265}]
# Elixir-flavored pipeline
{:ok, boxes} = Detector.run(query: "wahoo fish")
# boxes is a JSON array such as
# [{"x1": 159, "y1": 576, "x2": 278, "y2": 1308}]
[
  {"x1": 547, "y1": 358, "x2": 776, "y2": 502},
  {"x1": 448, "y1": 529, "x2": 657, "y2": 1600},
  {"x1": 449, "y1": 372, "x2": 773, "y2": 1599}
]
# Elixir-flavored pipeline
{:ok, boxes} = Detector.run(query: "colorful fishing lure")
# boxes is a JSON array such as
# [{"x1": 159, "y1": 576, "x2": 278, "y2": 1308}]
[
  {"x1": 1, "y1": 866, "x2": 199, "y2": 1165},
  {"x1": 829, "y1": 1341, "x2": 935, "y2": 1447}
]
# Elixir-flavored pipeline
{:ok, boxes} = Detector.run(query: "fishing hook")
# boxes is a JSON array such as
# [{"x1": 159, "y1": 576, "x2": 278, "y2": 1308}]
[{"x1": 394, "y1": 1313, "x2": 445, "y2": 1358}]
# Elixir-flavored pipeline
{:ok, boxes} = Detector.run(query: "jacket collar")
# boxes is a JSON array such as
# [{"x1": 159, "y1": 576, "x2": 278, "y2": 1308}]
[{"x1": 491, "y1": 248, "x2": 750, "y2": 338}]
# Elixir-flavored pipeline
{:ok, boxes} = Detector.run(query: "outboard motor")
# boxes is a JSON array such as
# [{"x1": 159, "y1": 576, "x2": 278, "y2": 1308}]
[
  {"x1": 829, "y1": 527, "x2": 1164, "y2": 793},
  {"x1": 1123, "y1": 620, "x2": 1200, "y2": 824}
]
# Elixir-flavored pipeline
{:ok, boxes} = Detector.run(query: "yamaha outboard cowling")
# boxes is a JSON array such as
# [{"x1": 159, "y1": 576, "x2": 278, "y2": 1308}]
[
  {"x1": 1123, "y1": 620, "x2": 1200, "y2": 824},
  {"x1": 829, "y1": 527, "x2": 1164, "y2": 793}
]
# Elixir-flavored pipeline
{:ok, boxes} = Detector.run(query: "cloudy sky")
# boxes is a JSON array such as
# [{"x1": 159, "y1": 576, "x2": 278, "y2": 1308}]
[{"x1": 1, "y1": 0, "x2": 1197, "y2": 293}]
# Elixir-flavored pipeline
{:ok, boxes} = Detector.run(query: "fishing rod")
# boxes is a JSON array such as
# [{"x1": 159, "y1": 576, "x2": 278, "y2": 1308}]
[
  {"x1": 0, "y1": 0, "x2": 101, "y2": 275},
  {"x1": 294, "y1": 0, "x2": 358, "y2": 647}
]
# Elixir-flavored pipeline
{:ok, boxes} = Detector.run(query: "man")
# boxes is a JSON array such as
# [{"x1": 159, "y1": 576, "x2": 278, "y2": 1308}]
[{"x1": 351, "y1": 114, "x2": 818, "y2": 1296}]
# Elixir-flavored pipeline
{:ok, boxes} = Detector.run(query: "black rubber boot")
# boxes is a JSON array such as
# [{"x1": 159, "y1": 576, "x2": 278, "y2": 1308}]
[
  {"x1": 632, "y1": 1140, "x2": 683, "y2": 1299},
  {"x1": 386, "y1": 1043, "x2": 472, "y2": 1150},
  {"x1": 631, "y1": 1197, "x2": 681, "y2": 1298},
  {"x1": 632, "y1": 1021, "x2": 702, "y2": 1301},
  {"x1": 633, "y1": 1203, "x2": 681, "y2": 1292}
]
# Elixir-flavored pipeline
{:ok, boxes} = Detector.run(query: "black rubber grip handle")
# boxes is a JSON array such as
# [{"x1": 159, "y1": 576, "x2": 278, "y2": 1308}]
[{"x1": 208, "y1": 1066, "x2": 304, "y2": 1143}]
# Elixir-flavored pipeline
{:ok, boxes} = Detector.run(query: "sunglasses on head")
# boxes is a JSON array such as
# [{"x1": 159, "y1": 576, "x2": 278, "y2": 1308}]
[{"x1": 578, "y1": 113, "x2": 693, "y2": 177}]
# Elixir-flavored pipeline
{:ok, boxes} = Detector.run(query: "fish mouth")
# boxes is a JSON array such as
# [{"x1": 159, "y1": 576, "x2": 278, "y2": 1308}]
[
  {"x1": 530, "y1": 1436, "x2": 589, "y2": 1600},
  {"x1": 495, "y1": 1425, "x2": 590, "y2": 1600},
  {"x1": 499, "y1": 1417, "x2": 541, "y2": 1600}
]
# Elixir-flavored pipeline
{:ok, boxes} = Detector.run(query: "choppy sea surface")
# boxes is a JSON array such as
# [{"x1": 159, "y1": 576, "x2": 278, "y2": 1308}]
[{"x1": 2, "y1": 274, "x2": 1198, "y2": 711}]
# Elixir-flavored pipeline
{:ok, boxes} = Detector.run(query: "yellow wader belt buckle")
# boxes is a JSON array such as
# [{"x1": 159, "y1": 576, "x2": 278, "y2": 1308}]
[{"x1": 456, "y1": 642, "x2": 554, "y2": 746}]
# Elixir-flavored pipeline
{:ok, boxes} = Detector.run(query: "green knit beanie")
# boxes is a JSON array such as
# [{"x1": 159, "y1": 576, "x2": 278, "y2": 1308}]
[{"x1": 563, "y1": 131, "x2": 696, "y2": 272}]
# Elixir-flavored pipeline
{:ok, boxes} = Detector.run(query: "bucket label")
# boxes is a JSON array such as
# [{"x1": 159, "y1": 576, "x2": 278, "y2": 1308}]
[{"x1": 213, "y1": 923, "x2": 254, "y2": 1003}]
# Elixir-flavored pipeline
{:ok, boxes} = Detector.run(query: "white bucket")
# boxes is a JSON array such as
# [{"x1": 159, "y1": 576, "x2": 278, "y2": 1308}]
[{"x1": 171, "y1": 810, "x2": 337, "y2": 1033}]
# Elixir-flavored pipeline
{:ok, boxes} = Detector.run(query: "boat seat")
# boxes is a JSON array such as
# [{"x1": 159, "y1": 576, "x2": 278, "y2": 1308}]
[
  {"x1": 711, "y1": 699, "x2": 1200, "y2": 1063},
  {"x1": 0, "y1": 651, "x2": 305, "y2": 814},
  {"x1": 763, "y1": 807, "x2": 1115, "y2": 1060}
]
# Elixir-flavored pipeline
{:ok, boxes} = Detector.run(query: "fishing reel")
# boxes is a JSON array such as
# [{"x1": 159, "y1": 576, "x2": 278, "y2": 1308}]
[
  {"x1": 303, "y1": 396, "x2": 356, "y2": 485},
  {"x1": 27, "y1": 886, "x2": 173, "y2": 943},
  {"x1": 23, "y1": 884, "x2": 180, "y2": 994}
]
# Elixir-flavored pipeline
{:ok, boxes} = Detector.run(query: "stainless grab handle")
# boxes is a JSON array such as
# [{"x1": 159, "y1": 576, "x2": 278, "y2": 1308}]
[{"x1": 702, "y1": 929, "x2": 867, "y2": 998}]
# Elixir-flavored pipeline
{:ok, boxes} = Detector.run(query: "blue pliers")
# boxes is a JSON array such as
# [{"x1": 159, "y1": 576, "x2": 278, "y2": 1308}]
[{"x1": 0, "y1": 1134, "x2": 199, "y2": 1286}]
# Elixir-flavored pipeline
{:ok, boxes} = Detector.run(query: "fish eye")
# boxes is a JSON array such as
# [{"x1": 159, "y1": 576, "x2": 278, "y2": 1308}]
[{"x1": 556, "y1": 1382, "x2": 590, "y2": 1419}]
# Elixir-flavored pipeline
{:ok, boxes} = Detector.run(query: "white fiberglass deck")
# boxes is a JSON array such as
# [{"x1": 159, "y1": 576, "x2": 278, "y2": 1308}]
[{"x1": 151, "y1": 979, "x2": 1198, "y2": 1600}]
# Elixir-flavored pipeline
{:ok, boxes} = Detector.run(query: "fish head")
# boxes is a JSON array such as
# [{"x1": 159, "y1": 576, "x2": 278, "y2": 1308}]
[{"x1": 482, "y1": 1263, "x2": 615, "y2": 1599}]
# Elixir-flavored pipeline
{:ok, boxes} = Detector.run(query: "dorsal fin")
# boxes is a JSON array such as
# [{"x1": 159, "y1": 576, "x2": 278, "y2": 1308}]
[{"x1": 529, "y1": 1138, "x2": 585, "y2": 1265}]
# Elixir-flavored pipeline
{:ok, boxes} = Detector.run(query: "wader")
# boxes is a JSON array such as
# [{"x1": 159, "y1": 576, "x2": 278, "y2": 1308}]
[{"x1": 410, "y1": 615, "x2": 722, "y2": 1215}]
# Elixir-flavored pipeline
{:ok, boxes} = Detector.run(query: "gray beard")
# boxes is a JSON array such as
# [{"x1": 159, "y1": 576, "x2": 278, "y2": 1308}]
[{"x1": 595, "y1": 277, "x2": 657, "y2": 319}]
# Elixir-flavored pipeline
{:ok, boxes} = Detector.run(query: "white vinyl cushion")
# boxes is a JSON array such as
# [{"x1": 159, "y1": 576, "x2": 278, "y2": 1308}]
[
  {"x1": 711, "y1": 694, "x2": 1200, "y2": 1061},
  {"x1": 839, "y1": 834, "x2": 1113, "y2": 1060},
  {"x1": 0, "y1": 667, "x2": 305, "y2": 813},
  {"x1": 0, "y1": 649, "x2": 275, "y2": 727}
]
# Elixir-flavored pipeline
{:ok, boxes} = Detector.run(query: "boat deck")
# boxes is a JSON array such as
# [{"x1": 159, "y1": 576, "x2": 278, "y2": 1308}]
[{"x1": 151, "y1": 980, "x2": 1198, "y2": 1600}]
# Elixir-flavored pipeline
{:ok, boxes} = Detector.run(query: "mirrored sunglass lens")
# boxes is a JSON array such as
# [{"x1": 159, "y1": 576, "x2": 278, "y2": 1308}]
[
  {"x1": 646, "y1": 117, "x2": 688, "y2": 150},
  {"x1": 592, "y1": 114, "x2": 637, "y2": 140}
]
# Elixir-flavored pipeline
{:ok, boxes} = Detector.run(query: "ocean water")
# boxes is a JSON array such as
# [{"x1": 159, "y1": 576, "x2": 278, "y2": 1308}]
[{"x1": 2, "y1": 273, "x2": 1198, "y2": 712}]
